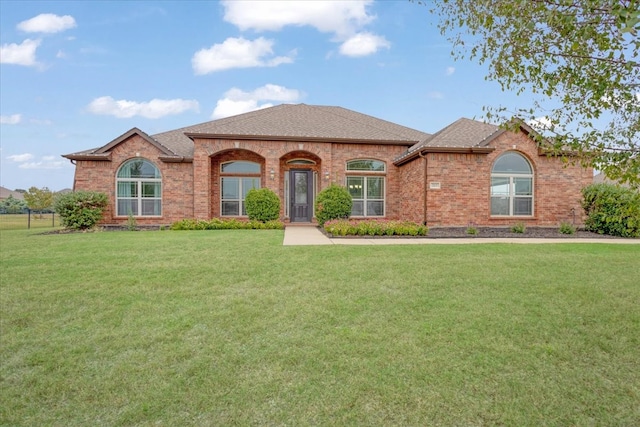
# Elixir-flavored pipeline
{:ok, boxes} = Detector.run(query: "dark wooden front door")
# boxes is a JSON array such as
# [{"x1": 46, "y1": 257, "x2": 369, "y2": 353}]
[{"x1": 290, "y1": 170, "x2": 313, "y2": 222}]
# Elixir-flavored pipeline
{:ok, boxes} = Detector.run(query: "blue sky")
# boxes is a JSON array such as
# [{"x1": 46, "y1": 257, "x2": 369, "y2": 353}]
[{"x1": 1, "y1": 0, "x2": 530, "y2": 191}]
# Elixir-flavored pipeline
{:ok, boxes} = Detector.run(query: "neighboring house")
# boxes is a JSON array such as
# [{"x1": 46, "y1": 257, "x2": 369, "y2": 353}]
[
  {"x1": 63, "y1": 103, "x2": 592, "y2": 227},
  {"x1": 0, "y1": 186, "x2": 25, "y2": 201}
]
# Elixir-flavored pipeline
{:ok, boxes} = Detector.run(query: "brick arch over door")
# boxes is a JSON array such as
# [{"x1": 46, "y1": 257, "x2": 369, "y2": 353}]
[
  {"x1": 279, "y1": 151, "x2": 323, "y2": 221},
  {"x1": 210, "y1": 149, "x2": 265, "y2": 218}
]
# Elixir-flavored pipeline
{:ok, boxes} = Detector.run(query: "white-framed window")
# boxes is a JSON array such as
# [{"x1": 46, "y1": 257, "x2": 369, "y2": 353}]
[
  {"x1": 490, "y1": 152, "x2": 533, "y2": 216},
  {"x1": 220, "y1": 161, "x2": 261, "y2": 216},
  {"x1": 116, "y1": 159, "x2": 162, "y2": 217},
  {"x1": 346, "y1": 159, "x2": 386, "y2": 217}
]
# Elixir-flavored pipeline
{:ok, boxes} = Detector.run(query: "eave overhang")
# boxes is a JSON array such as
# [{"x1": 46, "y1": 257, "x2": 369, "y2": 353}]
[
  {"x1": 394, "y1": 146, "x2": 496, "y2": 166},
  {"x1": 157, "y1": 156, "x2": 193, "y2": 163},
  {"x1": 184, "y1": 132, "x2": 417, "y2": 147},
  {"x1": 62, "y1": 153, "x2": 112, "y2": 161}
]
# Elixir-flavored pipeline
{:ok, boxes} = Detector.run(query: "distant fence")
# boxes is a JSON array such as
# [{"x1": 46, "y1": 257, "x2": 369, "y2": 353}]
[{"x1": 0, "y1": 211, "x2": 61, "y2": 230}]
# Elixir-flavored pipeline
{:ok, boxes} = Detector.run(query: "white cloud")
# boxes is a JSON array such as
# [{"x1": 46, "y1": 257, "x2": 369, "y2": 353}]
[
  {"x1": 8, "y1": 153, "x2": 34, "y2": 162},
  {"x1": 1, "y1": 114, "x2": 22, "y2": 125},
  {"x1": 0, "y1": 39, "x2": 41, "y2": 66},
  {"x1": 19, "y1": 159, "x2": 66, "y2": 170},
  {"x1": 192, "y1": 37, "x2": 294, "y2": 74},
  {"x1": 445, "y1": 66, "x2": 455, "y2": 76},
  {"x1": 212, "y1": 84, "x2": 302, "y2": 119},
  {"x1": 5, "y1": 152, "x2": 65, "y2": 169},
  {"x1": 221, "y1": 0, "x2": 374, "y2": 36},
  {"x1": 17, "y1": 14, "x2": 77, "y2": 34},
  {"x1": 220, "y1": 0, "x2": 386, "y2": 58},
  {"x1": 339, "y1": 32, "x2": 390, "y2": 57},
  {"x1": 87, "y1": 96, "x2": 200, "y2": 119},
  {"x1": 427, "y1": 91, "x2": 444, "y2": 99}
]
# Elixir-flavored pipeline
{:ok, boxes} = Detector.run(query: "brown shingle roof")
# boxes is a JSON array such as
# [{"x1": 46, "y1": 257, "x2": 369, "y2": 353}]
[
  {"x1": 394, "y1": 118, "x2": 501, "y2": 165},
  {"x1": 153, "y1": 104, "x2": 431, "y2": 158},
  {"x1": 64, "y1": 104, "x2": 432, "y2": 161}
]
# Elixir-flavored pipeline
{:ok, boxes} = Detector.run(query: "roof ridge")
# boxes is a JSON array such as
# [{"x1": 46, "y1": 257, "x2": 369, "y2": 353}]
[{"x1": 315, "y1": 105, "x2": 428, "y2": 141}]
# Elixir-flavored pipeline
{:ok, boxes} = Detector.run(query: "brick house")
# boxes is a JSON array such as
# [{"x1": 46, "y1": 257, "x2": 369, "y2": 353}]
[{"x1": 63, "y1": 103, "x2": 592, "y2": 227}]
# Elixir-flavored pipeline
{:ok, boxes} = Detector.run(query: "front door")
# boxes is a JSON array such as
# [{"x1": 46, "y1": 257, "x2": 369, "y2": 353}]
[{"x1": 290, "y1": 170, "x2": 313, "y2": 222}]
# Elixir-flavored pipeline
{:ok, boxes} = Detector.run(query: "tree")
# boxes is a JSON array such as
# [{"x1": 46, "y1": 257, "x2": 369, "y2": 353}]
[
  {"x1": 427, "y1": 0, "x2": 640, "y2": 186},
  {"x1": 0, "y1": 195, "x2": 27, "y2": 214},
  {"x1": 23, "y1": 187, "x2": 54, "y2": 216}
]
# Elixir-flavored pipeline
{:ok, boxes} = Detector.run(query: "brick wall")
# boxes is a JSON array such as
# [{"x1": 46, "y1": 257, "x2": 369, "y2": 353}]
[
  {"x1": 71, "y1": 129, "x2": 591, "y2": 227},
  {"x1": 72, "y1": 134, "x2": 193, "y2": 225},
  {"x1": 191, "y1": 138, "x2": 409, "y2": 221},
  {"x1": 418, "y1": 131, "x2": 592, "y2": 227}
]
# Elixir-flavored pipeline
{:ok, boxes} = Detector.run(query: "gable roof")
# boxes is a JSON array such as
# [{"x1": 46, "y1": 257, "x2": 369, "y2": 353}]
[
  {"x1": 64, "y1": 104, "x2": 432, "y2": 162},
  {"x1": 394, "y1": 118, "x2": 501, "y2": 165}
]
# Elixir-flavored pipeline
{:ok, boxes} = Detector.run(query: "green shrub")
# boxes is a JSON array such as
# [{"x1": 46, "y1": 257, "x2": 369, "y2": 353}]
[
  {"x1": 582, "y1": 183, "x2": 640, "y2": 237},
  {"x1": 170, "y1": 218, "x2": 284, "y2": 231},
  {"x1": 244, "y1": 188, "x2": 280, "y2": 222},
  {"x1": 511, "y1": 222, "x2": 526, "y2": 234},
  {"x1": 324, "y1": 219, "x2": 428, "y2": 237},
  {"x1": 559, "y1": 221, "x2": 576, "y2": 235},
  {"x1": 53, "y1": 191, "x2": 108, "y2": 230},
  {"x1": 127, "y1": 212, "x2": 138, "y2": 231},
  {"x1": 315, "y1": 184, "x2": 352, "y2": 226},
  {"x1": 466, "y1": 226, "x2": 478, "y2": 235}
]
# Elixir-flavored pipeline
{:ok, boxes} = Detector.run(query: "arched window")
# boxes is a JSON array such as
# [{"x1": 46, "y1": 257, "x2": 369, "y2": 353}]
[
  {"x1": 346, "y1": 159, "x2": 386, "y2": 217},
  {"x1": 220, "y1": 161, "x2": 261, "y2": 216},
  {"x1": 116, "y1": 159, "x2": 162, "y2": 216},
  {"x1": 490, "y1": 152, "x2": 533, "y2": 216}
]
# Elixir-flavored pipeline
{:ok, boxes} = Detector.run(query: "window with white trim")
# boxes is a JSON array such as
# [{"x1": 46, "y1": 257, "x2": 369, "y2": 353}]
[
  {"x1": 220, "y1": 161, "x2": 260, "y2": 216},
  {"x1": 116, "y1": 159, "x2": 162, "y2": 216},
  {"x1": 490, "y1": 152, "x2": 533, "y2": 216},
  {"x1": 346, "y1": 159, "x2": 386, "y2": 217}
]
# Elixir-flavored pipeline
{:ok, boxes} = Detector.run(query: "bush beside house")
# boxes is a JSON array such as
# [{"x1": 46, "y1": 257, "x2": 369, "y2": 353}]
[
  {"x1": 244, "y1": 188, "x2": 280, "y2": 222},
  {"x1": 314, "y1": 184, "x2": 352, "y2": 226},
  {"x1": 54, "y1": 191, "x2": 109, "y2": 230},
  {"x1": 582, "y1": 183, "x2": 640, "y2": 238}
]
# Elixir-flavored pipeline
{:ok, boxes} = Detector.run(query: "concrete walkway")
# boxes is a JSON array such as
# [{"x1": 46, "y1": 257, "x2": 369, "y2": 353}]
[{"x1": 283, "y1": 226, "x2": 640, "y2": 246}]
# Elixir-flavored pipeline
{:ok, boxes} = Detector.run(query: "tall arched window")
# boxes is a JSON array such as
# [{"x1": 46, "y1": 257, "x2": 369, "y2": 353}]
[
  {"x1": 346, "y1": 159, "x2": 386, "y2": 217},
  {"x1": 220, "y1": 161, "x2": 260, "y2": 216},
  {"x1": 116, "y1": 159, "x2": 162, "y2": 216},
  {"x1": 490, "y1": 152, "x2": 533, "y2": 216}
]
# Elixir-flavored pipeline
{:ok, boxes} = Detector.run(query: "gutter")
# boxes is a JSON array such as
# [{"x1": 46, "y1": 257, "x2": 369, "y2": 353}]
[{"x1": 394, "y1": 146, "x2": 495, "y2": 166}]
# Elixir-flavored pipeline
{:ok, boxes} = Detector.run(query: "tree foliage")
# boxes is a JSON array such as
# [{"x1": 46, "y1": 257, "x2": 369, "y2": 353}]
[
  {"x1": 23, "y1": 187, "x2": 54, "y2": 212},
  {"x1": 428, "y1": 0, "x2": 640, "y2": 186},
  {"x1": 0, "y1": 195, "x2": 28, "y2": 214},
  {"x1": 582, "y1": 183, "x2": 640, "y2": 237}
]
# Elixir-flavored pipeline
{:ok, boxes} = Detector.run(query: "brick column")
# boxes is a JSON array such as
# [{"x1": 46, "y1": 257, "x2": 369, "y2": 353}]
[{"x1": 193, "y1": 148, "x2": 210, "y2": 219}]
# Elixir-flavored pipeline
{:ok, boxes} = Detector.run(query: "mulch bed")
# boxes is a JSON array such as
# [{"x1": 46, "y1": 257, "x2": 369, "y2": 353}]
[{"x1": 325, "y1": 227, "x2": 624, "y2": 239}]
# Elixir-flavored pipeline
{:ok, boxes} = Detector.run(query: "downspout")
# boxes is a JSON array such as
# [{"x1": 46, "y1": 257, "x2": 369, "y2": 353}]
[{"x1": 418, "y1": 151, "x2": 428, "y2": 225}]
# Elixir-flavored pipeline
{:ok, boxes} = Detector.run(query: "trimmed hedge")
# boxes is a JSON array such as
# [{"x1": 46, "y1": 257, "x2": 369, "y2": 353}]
[
  {"x1": 314, "y1": 184, "x2": 352, "y2": 226},
  {"x1": 54, "y1": 191, "x2": 108, "y2": 230},
  {"x1": 582, "y1": 183, "x2": 640, "y2": 238},
  {"x1": 245, "y1": 188, "x2": 280, "y2": 222},
  {"x1": 170, "y1": 218, "x2": 284, "y2": 230},
  {"x1": 324, "y1": 219, "x2": 428, "y2": 236}
]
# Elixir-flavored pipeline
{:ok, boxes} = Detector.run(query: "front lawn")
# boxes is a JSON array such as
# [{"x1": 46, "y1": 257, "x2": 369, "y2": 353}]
[{"x1": 1, "y1": 229, "x2": 639, "y2": 425}]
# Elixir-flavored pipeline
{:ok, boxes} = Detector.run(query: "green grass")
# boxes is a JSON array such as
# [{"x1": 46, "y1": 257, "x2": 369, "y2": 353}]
[
  {"x1": 0, "y1": 213, "x2": 62, "y2": 230},
  {"x1": 1, "y1": 229, "x2": 639, "y2": 426}
]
